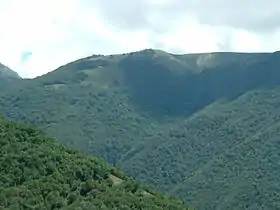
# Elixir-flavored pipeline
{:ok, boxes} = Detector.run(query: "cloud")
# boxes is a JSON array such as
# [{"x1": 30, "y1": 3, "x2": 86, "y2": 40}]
[
  {"x1": 180, "y1": 0, "x2": 280, "y2": 33},
  {"x1": 0, "y1": 0, "x2": 280, "y2": 78},
  {"x1": 20, "y1": 52, "x2": 32, "y2": 63}
]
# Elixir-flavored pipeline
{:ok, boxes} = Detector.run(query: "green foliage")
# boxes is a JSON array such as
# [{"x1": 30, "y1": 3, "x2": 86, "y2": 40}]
[
  {"x1": 0, "y1": 117, "x2": 190, "y2": 209},
  {"x1": 2, "y1": 49, "x2": 280, "y2": 209}
]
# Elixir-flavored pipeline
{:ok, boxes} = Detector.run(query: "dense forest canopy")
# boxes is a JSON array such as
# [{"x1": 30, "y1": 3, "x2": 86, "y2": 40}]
[{"x1": 0, "y1": 116, "x2": 190, "y2": 209}]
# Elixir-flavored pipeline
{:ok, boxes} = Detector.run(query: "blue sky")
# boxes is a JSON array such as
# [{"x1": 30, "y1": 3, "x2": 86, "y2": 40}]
[{"x1": 0, "y1": 0, "x2": 280, "y2": 78}]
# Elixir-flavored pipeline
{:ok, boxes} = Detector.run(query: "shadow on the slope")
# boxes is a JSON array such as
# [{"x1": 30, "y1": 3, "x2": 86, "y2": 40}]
[{"x1": 119, "y1": 51, "x2": 280, "y2": 119}]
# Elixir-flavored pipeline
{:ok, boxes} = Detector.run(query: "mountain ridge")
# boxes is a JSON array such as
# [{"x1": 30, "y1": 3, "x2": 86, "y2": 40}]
[
  {"x1": 0, "y1": 62, "x2": 21, "y2": 92},
  {"x1": 1, "y1": 49, "x2": 280, "y2": 209},
  {"x1": 18, "y1": 49, "x2": 274, "y2": 79},
  {"x1": 0, "y1": 62, "x2": 20, "y2": 79}
]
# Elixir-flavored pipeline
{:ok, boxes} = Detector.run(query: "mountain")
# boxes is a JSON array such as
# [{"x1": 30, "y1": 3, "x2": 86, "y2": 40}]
[
  {"x1": 0, "y1": 63, "x2": 20, "y2": 80},
  {"x1": 0, "y1": 62, "x2": 21, "y2": 91},
  {"x1": 1, "y1": 49, "x2": 280, "y2": 209},
  {"x1": 0, "y1": 116, "x2": 190, "y2": 209},
  {"x1": 0, "y1": 62, "x2": 20, "y2": 78}
]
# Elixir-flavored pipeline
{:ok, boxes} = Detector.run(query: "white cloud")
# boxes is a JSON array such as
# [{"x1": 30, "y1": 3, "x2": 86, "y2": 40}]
[{"x1": 0, "y1": 0, "x2": 280, "y2": 78}]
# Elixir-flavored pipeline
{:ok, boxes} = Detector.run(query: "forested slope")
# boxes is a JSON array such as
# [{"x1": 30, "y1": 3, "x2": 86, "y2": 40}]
[{"x1": 0, "y1": 116, "x2": 190, "y2": 210}]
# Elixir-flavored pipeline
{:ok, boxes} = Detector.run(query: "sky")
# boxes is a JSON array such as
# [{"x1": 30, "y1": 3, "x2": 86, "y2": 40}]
[{"x1": 0, "y1": 0, "x2": 280, "y2": 78}]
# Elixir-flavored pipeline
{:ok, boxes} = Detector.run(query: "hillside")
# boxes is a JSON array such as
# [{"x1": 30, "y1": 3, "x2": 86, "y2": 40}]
[
  {"x1": 0, "y1": 63, "x2": 20, "y2": 78},
  {"x1": 0, "y1": 116, "x2": 190, "y2": 209},
  {"x1": 0, "y1": 62, "x2": 21, "y2": 90},
  {"x1": 1, "y1": 49, "x2": 280, "y2": 209}
]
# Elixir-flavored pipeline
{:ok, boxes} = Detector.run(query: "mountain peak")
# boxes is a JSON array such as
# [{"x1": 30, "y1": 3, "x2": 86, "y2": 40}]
[{"x1": 0, "y1": 63, "x2": 20, "y2": 79}]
